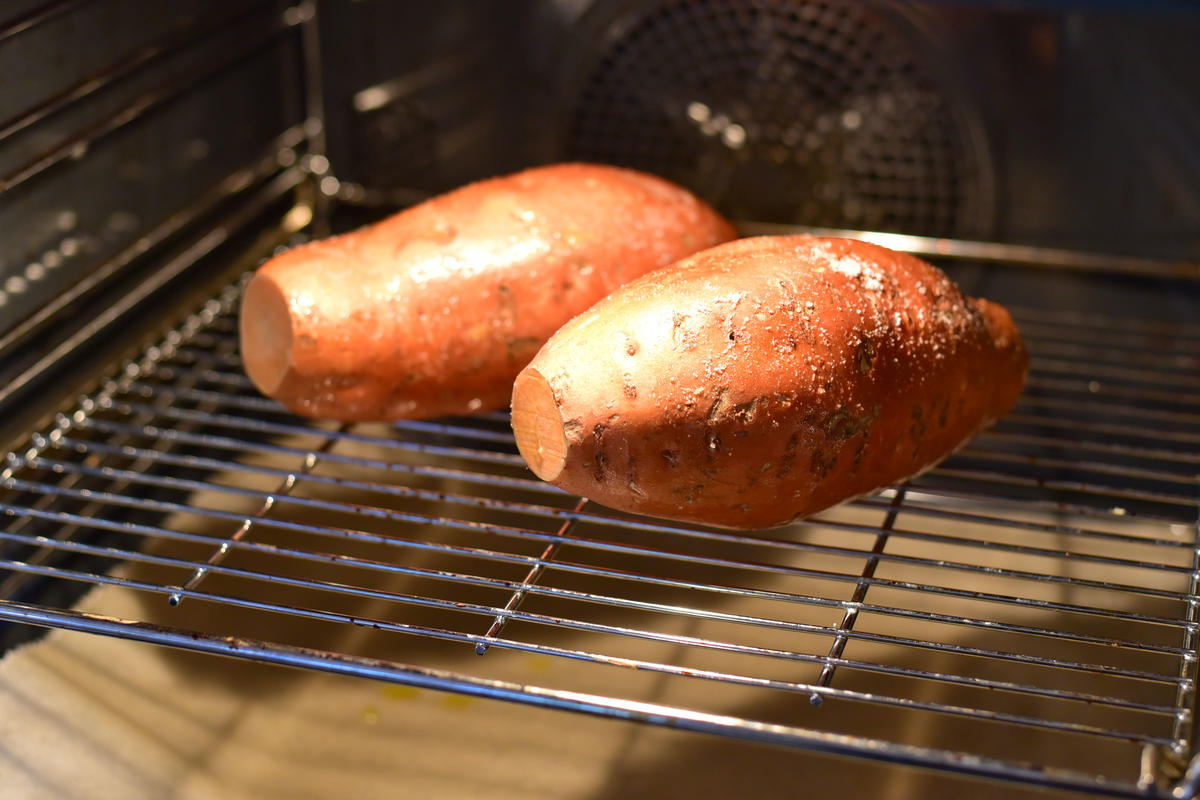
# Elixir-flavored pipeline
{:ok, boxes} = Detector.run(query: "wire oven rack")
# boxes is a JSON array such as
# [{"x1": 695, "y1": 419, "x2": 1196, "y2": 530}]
[{"x1": 1, "y1": 253, "x2": 1199, "y2": 797}]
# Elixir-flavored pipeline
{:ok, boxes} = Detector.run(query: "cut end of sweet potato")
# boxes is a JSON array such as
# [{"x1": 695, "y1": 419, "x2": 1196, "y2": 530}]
[
  {"x1": 511, "y1": 367, "x2": 568, "y2": 482},
  {"x1": 239, "y1": 272, "x2": 294, "y2": 396}
]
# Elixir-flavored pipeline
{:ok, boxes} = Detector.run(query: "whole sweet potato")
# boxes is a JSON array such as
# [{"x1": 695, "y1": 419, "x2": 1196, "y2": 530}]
[
  {"x1": 239, "y1": 163, "x2": 736, "y2": 420},
  {"x1": 511, "y1": 236, "x2": 1027, "y2": 529}
]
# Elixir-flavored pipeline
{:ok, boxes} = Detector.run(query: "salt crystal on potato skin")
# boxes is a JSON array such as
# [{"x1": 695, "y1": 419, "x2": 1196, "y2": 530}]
[{"x1": 511, "y1": 236, "x2": 1028, "y2": 530}]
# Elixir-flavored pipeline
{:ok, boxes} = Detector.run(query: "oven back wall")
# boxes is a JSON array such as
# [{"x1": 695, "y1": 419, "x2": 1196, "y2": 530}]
[{"x1": 316, "y1": 0, "x2": 1200, "y2": 257}]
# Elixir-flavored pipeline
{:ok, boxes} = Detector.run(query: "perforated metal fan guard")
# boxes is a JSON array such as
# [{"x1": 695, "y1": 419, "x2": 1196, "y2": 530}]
[{"x1": 564, "y1": 0, "x2": 994, "y2": 237}]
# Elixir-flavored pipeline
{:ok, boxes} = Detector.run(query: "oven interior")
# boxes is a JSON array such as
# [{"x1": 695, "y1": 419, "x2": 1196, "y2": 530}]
[{"x1": 1, "y1": 1, "x2": 1199, "y2": 798}]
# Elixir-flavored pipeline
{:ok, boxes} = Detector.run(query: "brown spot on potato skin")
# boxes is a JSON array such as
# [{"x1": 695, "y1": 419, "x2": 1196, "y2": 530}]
[
  {"x1": 626, "y1": 458, "x2": 644, "y2": 496},
  {"x1": 506, "y1": 336, "x2": 541, "y2": 364},
  {"x1": 591, "y1": 423, "x2": 609, "y2": 482},
  {"x1": 733, "y1": 398, "x2": 759, "y2": 424},
  {"x1": 591, "y1": 451, "x2": 607, "y2": 481},
  {"x1": 857, "y1": 336, "x2": 877, "y2": 374},
  {"x1": 496, "y1": 283, "x2": 517, "y2": 317},
  {"x1": 671, "y1": 483, "x2": 705, "y2": 504},
  {"x1": 823, "y1": 410, "x2": 853, "y2": 440},
  {"x1": 852, "y1": 439, "x2": 869, "y2": 472},
  {"x1": 707, "y1": 387, "x2": 731, "y2": 423},
  {"x1": 777, "y1": 432, "x2": 801, "y2": 478},
  {"x1": 810, "y1": 447, "x2": 836, "y2": 480},
  {"x1": 824, "y1": 405, "x2": 881, "y2": 441},
  {"x1": 936, "y1": 396, "x2": 951, "y2": 428},
  {"x1": 910, "y1": 405, "x2": 927, "y2": 442}
]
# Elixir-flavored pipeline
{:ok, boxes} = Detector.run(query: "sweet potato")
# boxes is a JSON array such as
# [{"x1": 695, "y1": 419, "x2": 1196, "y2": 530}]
[
  {"x1": 239, "y1": 163, "x2": 736, "y2": 420},
  {"x1": 511, "y1": 235, "x2": 1028, "y2": 529}
]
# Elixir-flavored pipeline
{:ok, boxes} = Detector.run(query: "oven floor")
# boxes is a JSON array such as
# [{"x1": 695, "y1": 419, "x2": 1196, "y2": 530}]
[{"x1": 0, "y1": 582, "x2": 1097, "y2": 800}]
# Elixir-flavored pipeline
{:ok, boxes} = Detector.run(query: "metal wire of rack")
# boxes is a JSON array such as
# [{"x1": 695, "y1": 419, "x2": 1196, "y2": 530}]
[{"x1": 0, "y1": 266, "x2": 1199, "y2": 798}]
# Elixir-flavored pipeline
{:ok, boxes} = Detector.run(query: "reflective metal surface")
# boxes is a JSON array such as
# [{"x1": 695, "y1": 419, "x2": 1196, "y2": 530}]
[
  {"x1": 1, "y1": 261, "x2": 1198, "y2": 795},
  {"x1": 2, "y1": 1, "x2": 1199, "y2": 795}
]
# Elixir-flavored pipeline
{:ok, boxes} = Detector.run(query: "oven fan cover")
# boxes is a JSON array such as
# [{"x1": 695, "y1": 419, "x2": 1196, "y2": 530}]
[{"x1": 562, "y1": 0, "x2": 995, "y2": 238}]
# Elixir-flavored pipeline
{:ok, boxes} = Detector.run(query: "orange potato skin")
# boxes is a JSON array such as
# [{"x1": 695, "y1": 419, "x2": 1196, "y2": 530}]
[
  {"x1": 511, "y1": 236, "x2": 1028, "y2": 530},
  {"x1": 239, "y1": 163, "x2": 736, "y2": 420}
]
